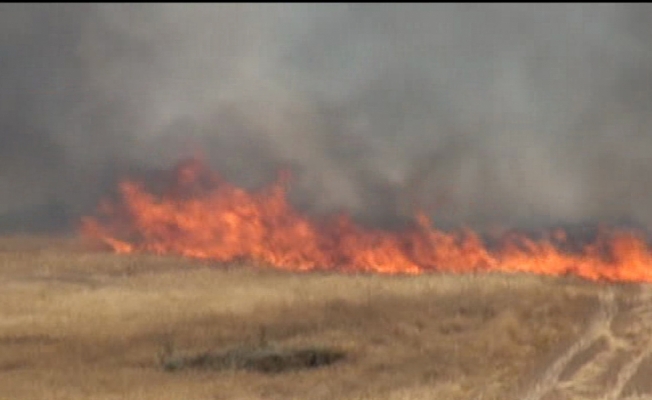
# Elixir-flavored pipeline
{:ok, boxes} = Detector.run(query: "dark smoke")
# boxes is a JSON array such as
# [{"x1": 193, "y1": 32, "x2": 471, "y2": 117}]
[{"x1": 2, "y1": 4, "x2": 652, "y2": 233}]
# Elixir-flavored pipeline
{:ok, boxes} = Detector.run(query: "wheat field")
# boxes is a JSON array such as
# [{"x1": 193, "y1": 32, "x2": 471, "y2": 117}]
[{"x1": 1, "y1": 235, "x2": 651, "y2": 400}]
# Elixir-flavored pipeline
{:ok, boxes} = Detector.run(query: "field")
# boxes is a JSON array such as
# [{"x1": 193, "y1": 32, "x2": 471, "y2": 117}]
[{"x1": 2, "y1": 236, "x2": 652, "y2": 400}]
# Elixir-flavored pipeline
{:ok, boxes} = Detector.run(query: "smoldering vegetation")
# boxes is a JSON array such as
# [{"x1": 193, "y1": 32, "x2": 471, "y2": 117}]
[{"x1": 2, "y1": 4, "x2": 652, "y2": 233}]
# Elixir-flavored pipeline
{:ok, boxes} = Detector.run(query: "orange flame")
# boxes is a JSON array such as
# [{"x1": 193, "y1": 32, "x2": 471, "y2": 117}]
[{"x1": 80, "y1": 157, "x2": 652, "y2": 282}]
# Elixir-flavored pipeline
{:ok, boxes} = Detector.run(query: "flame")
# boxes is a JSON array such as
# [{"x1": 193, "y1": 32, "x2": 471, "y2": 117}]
[{"x1": 81, "y1": 157, "x2": 652, "y2": 282}]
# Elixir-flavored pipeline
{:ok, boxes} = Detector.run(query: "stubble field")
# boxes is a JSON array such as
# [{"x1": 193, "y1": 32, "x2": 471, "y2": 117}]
[{"x1": 1, "y1": 235, "x2": 652, "y2": 400}]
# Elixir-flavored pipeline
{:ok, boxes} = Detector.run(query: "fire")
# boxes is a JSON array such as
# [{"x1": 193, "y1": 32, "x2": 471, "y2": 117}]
[{"x1": 81, "y1": 157, "x2": 652, "y2": 282}]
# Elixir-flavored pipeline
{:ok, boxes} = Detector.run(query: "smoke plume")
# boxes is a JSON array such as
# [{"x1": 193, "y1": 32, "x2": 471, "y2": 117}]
[{"x1": 1, "y1": 4, "x2": 652, "y2": 233}]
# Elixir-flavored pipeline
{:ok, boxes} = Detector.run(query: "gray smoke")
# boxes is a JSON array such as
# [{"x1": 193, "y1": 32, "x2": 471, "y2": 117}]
[{"x1": 1, "y1": 4, "x2": 652, "y2": 233}]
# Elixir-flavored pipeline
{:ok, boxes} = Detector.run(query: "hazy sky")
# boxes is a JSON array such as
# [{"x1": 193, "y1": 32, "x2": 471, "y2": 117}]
[{"x1": 2, "y1": 4, "x2": 652, "y2": 232}]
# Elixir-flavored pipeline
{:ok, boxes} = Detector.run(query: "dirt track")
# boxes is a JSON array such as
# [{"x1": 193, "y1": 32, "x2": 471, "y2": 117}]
[{"x1": 520, "y1": 285, "x2": 652, "y2": 400}]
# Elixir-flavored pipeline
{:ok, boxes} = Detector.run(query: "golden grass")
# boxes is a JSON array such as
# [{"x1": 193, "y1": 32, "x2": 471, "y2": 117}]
[{"x1": 0, "y1": 235, "x2": 638, "y2": 399}]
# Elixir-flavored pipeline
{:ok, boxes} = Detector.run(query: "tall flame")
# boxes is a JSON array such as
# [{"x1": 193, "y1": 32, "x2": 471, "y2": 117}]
[{"x1": 81, "y1": 158, "x2": 652, "y2": 282}]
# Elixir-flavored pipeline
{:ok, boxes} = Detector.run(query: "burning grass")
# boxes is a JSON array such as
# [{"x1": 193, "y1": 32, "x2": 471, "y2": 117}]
[
  {"x1": 0, "y1": 235, "x2": 634, "y2": 400},
  {"x1": 82, "y1": 157, "x2": 652, "y2": 282}
]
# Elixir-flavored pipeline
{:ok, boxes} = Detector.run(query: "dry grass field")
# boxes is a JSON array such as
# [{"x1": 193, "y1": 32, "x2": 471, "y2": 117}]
[{"x1": 1, "y1": 235, "x2": 651, "y2": 400}]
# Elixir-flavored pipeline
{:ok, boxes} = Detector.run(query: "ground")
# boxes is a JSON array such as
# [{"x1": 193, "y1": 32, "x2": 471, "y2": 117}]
[{"x1": 1, "y1": 235, "x2": 651, "y2": 400}]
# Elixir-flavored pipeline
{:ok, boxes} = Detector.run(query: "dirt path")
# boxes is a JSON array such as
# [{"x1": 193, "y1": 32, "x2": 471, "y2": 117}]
[{"x1": 520, "y1": 286, "x2": 652, "y2": 400}]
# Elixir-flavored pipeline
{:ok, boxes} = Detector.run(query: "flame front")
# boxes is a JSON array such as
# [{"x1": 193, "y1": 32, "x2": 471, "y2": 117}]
[{"x1": 81, "y1": 158, "x2": 652, "y2": 282}]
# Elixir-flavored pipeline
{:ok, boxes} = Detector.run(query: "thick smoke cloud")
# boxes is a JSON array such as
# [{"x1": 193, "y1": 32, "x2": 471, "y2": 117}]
[{"x1": 1, "y1": 4, "x2": 652, "y2": 233}]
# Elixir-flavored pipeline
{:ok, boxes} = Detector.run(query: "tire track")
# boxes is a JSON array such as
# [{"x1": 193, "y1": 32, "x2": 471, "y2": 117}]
[
  {"x1": 519, "y1": 286, "x2": 652, "y2": 400},
  {"x1": 519, "y1": 289, "x2": 617, "y2": 400}
]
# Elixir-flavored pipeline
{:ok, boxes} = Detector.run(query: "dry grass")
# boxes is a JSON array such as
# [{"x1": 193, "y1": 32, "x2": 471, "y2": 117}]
[{"x1": 0, "y1": 235, "x2": 638, "y2": 399}]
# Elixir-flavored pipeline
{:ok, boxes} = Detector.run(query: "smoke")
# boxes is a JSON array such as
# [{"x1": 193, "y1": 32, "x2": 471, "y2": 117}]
[{"x1": 1, "y1": 4, "x2": 652, "y2": 232}]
